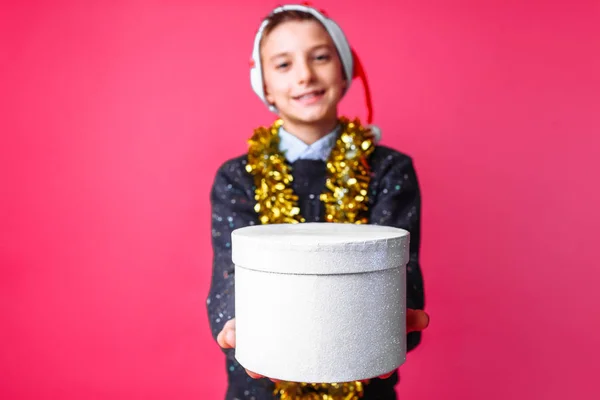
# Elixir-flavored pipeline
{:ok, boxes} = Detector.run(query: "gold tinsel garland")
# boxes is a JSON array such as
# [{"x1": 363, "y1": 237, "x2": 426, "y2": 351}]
[
  {"x1": 320, "y1": 119, "x2": 374, "y2": 224},
  {"x1": 245, "y1": 117, "x2": 376, "y2": 400},
  {"x1": 274, "y1": 381, "x2": 365, "y2": 400},
  {"x1": 246, "y1": 117, "x2": 375, "y2": 225}
]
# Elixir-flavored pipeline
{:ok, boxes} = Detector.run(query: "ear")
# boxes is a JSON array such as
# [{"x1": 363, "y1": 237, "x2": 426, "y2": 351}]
[
  {"x1": 264, "y1": 86, "x2": 275, "y2": 105},
  {"x1": 338, "y1": 79, "x2": 348, "y2": 94}
]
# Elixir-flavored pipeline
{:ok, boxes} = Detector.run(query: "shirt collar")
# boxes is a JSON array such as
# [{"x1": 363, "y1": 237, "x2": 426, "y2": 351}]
[{"x1": 278, "y1": 124, "x2": 340, "y2": 163}]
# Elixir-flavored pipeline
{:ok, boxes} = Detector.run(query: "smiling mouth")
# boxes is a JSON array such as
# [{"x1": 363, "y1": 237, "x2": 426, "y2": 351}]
[{"x1": 293, "y1": 90, "x2": 326, "y2": 101}]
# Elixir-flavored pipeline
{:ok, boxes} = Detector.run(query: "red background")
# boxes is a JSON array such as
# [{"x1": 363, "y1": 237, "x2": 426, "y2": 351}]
[{"x1": 2, "y1": 1, "x2": 599, "y2": 399}]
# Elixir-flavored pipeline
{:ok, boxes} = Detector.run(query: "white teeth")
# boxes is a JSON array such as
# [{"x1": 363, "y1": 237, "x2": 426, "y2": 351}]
[{"x1": 296, "y1": 91, "x2": 322, "y2": 100}]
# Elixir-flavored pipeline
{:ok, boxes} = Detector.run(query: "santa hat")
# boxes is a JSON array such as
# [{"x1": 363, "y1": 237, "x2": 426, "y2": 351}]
[{"x1": 249, "y1": 3, "x2": 381, "y2": 142}]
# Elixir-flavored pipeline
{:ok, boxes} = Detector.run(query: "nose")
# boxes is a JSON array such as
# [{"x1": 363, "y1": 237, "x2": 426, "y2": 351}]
[{"x1": 295, "y1": 59, "x2": 315, "y2": 85}]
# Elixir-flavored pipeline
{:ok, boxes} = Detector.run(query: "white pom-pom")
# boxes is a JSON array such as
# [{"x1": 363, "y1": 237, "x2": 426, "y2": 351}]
[{"x1": 367, "y1": 124, "x2": 382, "y2": 143}]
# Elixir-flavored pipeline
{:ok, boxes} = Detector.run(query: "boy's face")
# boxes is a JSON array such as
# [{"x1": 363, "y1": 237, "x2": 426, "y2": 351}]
[{"x1": 260, "y1": 19, "x2": 346, "y2": 127}]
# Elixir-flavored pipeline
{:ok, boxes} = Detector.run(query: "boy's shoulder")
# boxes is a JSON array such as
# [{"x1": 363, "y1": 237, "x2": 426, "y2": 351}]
[
  {"x1": 212, "y1": 154, "x2": 252, "y2": 186},
  {"x1": 370, "y1": 144, "x2": 415, "y2": 167},
  {"x1": 216, "y1": 153, "x2": 249, "y2": 173}
]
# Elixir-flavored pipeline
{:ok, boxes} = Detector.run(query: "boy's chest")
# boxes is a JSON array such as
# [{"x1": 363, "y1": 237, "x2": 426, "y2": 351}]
[
  {"x1": 244, "y1": 157, "x2": 382, "y2": 223},
  {"x1": 289, "y1": 159, "x2": 328, "y2": 222}
]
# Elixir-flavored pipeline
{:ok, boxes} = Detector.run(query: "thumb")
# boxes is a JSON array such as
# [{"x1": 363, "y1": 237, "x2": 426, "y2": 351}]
[
  {"x1": 225, "y1": 327, "x2": 236, "y2": 348},
  {"x1": 407, "y1": 309, "x2": 429, "y2": 333},
  {"x1": 217, "y1": 319, "x2": 236, "y2": 349}
]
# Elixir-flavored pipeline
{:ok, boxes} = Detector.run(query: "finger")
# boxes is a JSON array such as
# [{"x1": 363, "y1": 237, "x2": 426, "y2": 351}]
[
  {"x1": 216, "y1": 329, "x2": 229, "y2": 349},
  {"x1": 406, "y1": 309, "x2": 429, "y2": 333},
  {"x1": 217, "y1": 334, "x2": 233, "y2": 349},
  {"x1": 217, "y1": 319, "x2": 236, "y2": 349},
  {"x1": 225, "y1": 326, "x2": 236, "y2": 348},
  {"x1": 246, "y1": 370, "x2": 264, "y2": 379},
  {"x1": 221, "y1": 318, "x2": 235, "y2": 332}
]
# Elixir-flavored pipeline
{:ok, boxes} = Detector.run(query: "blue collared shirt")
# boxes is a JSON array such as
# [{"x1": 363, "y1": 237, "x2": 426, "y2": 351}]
[{"x1": 278, "y1": 125, "x2": 340, "y2": 163}]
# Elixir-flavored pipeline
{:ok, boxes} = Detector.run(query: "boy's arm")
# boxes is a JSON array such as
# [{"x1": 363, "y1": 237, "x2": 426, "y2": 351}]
[
  {"x1": 206, "y1": 161, "x2": 259, "y2": 343},
  {"x1": 369, "y1": 154, "x2": 425, "y2": 352}
]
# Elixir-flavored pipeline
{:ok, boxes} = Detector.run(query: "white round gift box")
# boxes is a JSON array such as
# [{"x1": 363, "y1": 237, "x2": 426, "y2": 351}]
[{"x1": 231, "y1": 222, "x2": 410, "y2": 383}]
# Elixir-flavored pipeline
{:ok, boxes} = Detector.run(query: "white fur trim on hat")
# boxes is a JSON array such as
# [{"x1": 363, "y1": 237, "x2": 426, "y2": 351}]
[{"x1": 367, "y1": 125, "x2": 382, "y2": 143}]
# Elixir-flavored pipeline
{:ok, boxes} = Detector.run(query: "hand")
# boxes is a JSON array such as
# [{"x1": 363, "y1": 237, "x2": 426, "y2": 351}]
[
  {"x1": 217, "y1": 319, "x2": 275, "y2": 380},
  {"x1": 216, "y1": 309, "x2": 430, "y2": 381},
  {"x1": 367, "y1": 308, "x2": 430, "y2": 380}
]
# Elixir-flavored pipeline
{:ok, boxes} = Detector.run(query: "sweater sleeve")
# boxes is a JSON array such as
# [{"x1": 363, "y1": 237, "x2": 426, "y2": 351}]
[
  {"x1": 368, "y1": 154, "x2": 425, "y2": 352},
  {"x1": 206, "y1": 160, "x2": 259, "y2": 343}
]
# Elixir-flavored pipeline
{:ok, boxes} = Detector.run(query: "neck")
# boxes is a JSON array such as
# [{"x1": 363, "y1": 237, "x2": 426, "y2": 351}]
[{"x1": 280, "y1": 114, "x2": 339, "y2": 145}]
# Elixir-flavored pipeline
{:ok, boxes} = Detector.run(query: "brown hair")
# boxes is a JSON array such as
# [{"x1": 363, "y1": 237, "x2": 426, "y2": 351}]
[{"x1": 261, "y1": 10, "x2": 321, "y2": 40}]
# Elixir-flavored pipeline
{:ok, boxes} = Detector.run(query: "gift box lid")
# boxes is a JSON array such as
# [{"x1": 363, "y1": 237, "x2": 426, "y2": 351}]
[{"x1": 231, "y1": 222, "x2": 409, "y2": 275}]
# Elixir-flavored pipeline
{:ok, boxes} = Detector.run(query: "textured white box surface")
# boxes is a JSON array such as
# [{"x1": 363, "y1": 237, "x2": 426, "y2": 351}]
[{"x1": 232, "y1": 223, "x2": 409, "y2": 383}]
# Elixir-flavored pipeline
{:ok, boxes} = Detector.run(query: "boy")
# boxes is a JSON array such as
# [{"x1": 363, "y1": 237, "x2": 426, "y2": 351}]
[{"x1": 207, "y1": 4, "x2": 428, "y2": 399}]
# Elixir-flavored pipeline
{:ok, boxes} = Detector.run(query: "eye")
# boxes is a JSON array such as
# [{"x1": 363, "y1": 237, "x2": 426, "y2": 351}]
[
  {"x1": 276, "y1": 62, "x2": 290, "y2": 70},
  {"x1": 314, "y1": 53, "x2": 331, "y2": 62}
]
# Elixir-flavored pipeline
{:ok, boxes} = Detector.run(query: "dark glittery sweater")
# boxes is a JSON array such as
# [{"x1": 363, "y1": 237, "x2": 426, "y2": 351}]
[{"x1": 207, "y1": 145, "x2": 425, "y2": 400}]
